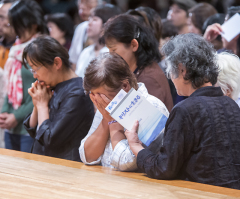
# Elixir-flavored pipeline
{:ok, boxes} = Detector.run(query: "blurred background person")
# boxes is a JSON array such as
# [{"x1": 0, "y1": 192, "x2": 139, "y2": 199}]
[
  {"x1": 102, "y1": 14, "x2": 173, "y2": 111},
  {"x1": 216, "y1": 52, "x2": 240, "y2": 106},
  {"x1": 204, "y1": 6, "x2": 240, "y2": 57},
  {"x1": 0, "y1": 0, "x2": 47, "y2": 153},
  {"x1": 160, "y1": 19, "x2": 178, "y2": 50},
  {"x1": 46, "y1": 13, "x2": 74, "y2": 51},
  {"x1": 167, "y1": 0, "x2": 197, "y2": 34},
  {"x1": 75, "y1": 4, "x2": 121, "y2": 78},
  {"x1": 202, "y1": 13, "x2": 225, "y2": 50},
  {"x1": 188, "y1": 3, "x2": 217, "y2": 35},
  {"x1": 0, "y1": 0, "x2": 16, "y2": 148},
  {"x1": 69, "y1": 0, "x2": 102, "y2": 71},
  {"x1": 0, "y1": 0, "x2": 16, "y2": 69}
]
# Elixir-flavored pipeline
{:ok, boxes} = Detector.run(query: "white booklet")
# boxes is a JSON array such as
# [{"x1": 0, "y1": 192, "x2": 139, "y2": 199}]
[
  {"x1": 221, "y1": 13, "x2": 240, "y2": 42},
  {"x1": 105, "y1": 88, "x2": 168, "y2": 146}
]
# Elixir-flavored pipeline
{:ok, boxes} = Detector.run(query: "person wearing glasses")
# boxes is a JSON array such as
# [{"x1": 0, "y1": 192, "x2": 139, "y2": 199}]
[
  {"x1": 0, "y1": 0, "x2": 48, "y2": 152},
  {"x1": 22, "y1": 35, "x2": 94, "y2": 161}
]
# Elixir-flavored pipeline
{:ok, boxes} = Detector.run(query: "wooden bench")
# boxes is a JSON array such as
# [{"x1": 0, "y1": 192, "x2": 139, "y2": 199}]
[{"x1": 0, "y1": 148, "x2": 239, "y2": 199}]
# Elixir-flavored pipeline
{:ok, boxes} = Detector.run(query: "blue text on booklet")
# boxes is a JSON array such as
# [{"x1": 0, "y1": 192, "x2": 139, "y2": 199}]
[{"x1": 105, "y1": 88, "x2": 168, "y2": 146}]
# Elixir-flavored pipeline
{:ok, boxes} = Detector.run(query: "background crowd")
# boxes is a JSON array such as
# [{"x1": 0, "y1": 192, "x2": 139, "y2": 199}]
[{"x1": 0, "y1": 0, "x2": 240, "y2": 190}]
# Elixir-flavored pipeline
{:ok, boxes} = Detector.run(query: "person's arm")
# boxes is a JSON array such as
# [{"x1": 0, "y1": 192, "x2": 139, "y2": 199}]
[
  {"x1": 203, "y1": 23, "x2": 222, "y2": 42},
  {"x1": 83, "y1": 118, "x2": 110, "y2": 163},
  {"x1": 29, "y1": 106, "x2": 38, "y2": 128},
  {"x1": 82, "y1": 93, "x2": 112, "y2": 163},
  {"x1": 126, "y1": 106, "x2": 193, "y2": 179}
]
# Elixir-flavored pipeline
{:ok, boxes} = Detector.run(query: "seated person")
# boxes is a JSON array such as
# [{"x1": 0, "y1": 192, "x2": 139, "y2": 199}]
[
  {"x1": 79, "y1": 52, "x2": 169, "y2": 171},
  {"x1": 125, "y1": 33, "x2": 240, "y2": 189},
  {"x1": 23, "y1": 36, "x2": 94, "y2": 161},
  {"x1": 216, "y1": 52, "x2": 240, "y2": 106}
]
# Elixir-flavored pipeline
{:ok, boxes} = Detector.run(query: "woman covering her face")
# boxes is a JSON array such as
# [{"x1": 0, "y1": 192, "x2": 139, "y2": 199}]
[
  {"x1": 125, "y1": 33, "x2": 240, "y2": 189},
  {"x1": 79, "y1": 52, "x2": 169, "y2": 171},
  {"x1": 22, "y1": 36, "x2": 94, "y2": 161}
]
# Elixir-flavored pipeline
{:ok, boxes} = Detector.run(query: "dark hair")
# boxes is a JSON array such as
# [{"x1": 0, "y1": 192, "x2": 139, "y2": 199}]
[
  {"x1": 45, "y1": 13, "x2": 74, "y2": 41},
  {"x1": 127, "y1": 7, "x2": 162, "y2": 41},
  {"x1": 8, "y1": 0, "x2": 47, "y2": 38},
  {"x1": 93, "y1": 4, "x2": 122, "y2": 24},
  {"x1": 102, "y1": 14, "x2": 161, "y2": 71},
  {"x1": 171, "y1": 0, "x2": 197, "y2": 13},
  {"x1": 227, "y1": 6, "x2": 240, "y2": 57},
  {"x1": 162, "y1": 33, "x2": 218, "y2": 89},
  {"x1": 84, "y1": 52, "x2": 138, "y2": 94},
  {"x1": 22, "y1": 35, "x2": 70, "y2": 70},
  {"x1": 161, "y1": 19, "x2": 178, "y2": 39},
  {"x1": 189, "y1": 3, "x2": 217, "y2": 33},
  {"x1": 1, "y1": 0, "x2": 16, "y2": 3},
  {"x1": 202, "y1": 13, "x2": 225, "y2": 34}
]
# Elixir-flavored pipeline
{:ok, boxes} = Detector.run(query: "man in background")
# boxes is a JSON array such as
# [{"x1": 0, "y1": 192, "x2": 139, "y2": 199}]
[{"x1": 167, "y1": 0, "x2": 197, "y2": 34}]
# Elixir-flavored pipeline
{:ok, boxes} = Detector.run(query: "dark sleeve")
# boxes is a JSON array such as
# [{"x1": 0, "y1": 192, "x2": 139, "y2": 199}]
[
  {"x1": 1, "y1": 95, "x2": 10, "y2": 113},
  {"x1": 23, "y1": 113, "x2": 37, "y2": 138},
  {"x1": 137, "y1": 106, "x2": 194, "y2": 179},
  {"x1": 35, "y1": 93, "x2": 93, "y2": 149}
]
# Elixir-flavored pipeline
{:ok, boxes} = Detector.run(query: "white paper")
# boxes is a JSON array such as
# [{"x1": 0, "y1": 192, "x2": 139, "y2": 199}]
[
  {"x1": 108, "y1": 88, "x2": 168, "y2": 146},
  {"x1": 221, "y1": 13, "x2": 240, "y2": 42},
  {"x1": 105, "y1": 89, "x2": 127, "y2": 114}
]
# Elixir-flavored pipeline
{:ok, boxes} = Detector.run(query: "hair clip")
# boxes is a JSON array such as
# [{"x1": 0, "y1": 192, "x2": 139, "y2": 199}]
[{"x1": 135, "y1": 29, "x2": 140, "y2": 39}]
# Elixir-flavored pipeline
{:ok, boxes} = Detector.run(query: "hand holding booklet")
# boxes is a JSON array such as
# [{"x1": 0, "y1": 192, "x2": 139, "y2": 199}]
[{"x1": 105, "y1": 88, "x2": 168, "y2": 146}]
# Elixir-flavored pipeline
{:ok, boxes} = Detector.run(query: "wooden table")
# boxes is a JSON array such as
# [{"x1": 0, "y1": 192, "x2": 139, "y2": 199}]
[{"x1": 0, "y1": 148, "x2": 239, "y2": 199}]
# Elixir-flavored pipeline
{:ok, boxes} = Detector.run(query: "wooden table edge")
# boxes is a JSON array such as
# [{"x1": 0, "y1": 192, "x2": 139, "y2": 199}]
[{"x1": 0, "y1": 148, "x2": 239, "y2": 198}]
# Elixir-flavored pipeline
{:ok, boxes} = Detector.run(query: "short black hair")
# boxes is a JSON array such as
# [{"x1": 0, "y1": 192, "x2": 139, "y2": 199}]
[
  {"x1": 22, "y1": 35, "x2": 71, "y2": 70},
  {"x1": 102, "y1": 14, "x2": 161, "y2": 71},
  {"x1": 45, "y1": 13, "x2": 74, "y2": 41},
  {"x1": 93, "y1": 4, "x2": 122, "y2": 24},
  {"x1": 161, "y1": 19, "x2": 178, "y2": 39},
  {"x1": 8, "y1": 0, "x2": 47, "y2": 38}
]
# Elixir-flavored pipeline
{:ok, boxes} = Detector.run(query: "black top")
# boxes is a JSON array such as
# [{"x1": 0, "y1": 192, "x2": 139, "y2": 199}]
[
  {"x1": 23, "y1": 77, "x2": 94, "y2": 161},
  {"x1": 138, "y1": 86, "x2": 240, "y2": 189}
]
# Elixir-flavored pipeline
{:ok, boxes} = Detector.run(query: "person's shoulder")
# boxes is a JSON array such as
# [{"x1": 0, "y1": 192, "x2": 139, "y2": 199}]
[
  {"x1": 139, "y1": 62, "x2": 167, "y2": 82},
  {"x1": 75, "y1": 21, "x2": 89, "y2": 32},
  {"x1": 59, "y1": 77, "x2": 85, "y2": 96},
  {"x1": 80, "y1": 45, "x2": 94, "y2": 56}
]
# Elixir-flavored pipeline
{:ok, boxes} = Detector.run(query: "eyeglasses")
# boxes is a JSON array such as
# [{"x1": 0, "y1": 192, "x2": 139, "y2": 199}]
[{"x1": 29, "y1": 66, "x2": 42, "y2": 74}]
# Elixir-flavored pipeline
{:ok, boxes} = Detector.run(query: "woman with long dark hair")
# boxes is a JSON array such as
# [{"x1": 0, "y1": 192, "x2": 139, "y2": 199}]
[{"x1": 101, "y1": 14, "x2": 173, "y2": 111}]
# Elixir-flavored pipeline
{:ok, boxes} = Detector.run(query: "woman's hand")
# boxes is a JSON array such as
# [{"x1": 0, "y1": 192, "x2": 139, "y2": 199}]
[
  {"x1": 89, "y1": 93, "x2": 113, "y2": 122},
  {"x1": 203, "y1": 23, "x2": 223, "y2": 42},
  {"x1": 28, "y1": 81, "x2": 53, "y2": 109},
  {"x1": 125, "y1": 120, "x2": 144, "y2": 156},
  {"x1": 0, "y1": 113, "x2": 18, "y2": 129}
]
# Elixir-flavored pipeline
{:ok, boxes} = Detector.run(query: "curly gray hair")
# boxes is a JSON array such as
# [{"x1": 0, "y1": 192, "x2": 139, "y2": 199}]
[{"x1": 162, "y1": 33, "x2": 219, "y2": 89}]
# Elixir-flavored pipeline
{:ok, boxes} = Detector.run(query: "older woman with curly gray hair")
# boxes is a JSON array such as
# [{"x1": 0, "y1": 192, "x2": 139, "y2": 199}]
[{"x1": 125, "y1": 33, "x2": 240, "y2": 189}]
